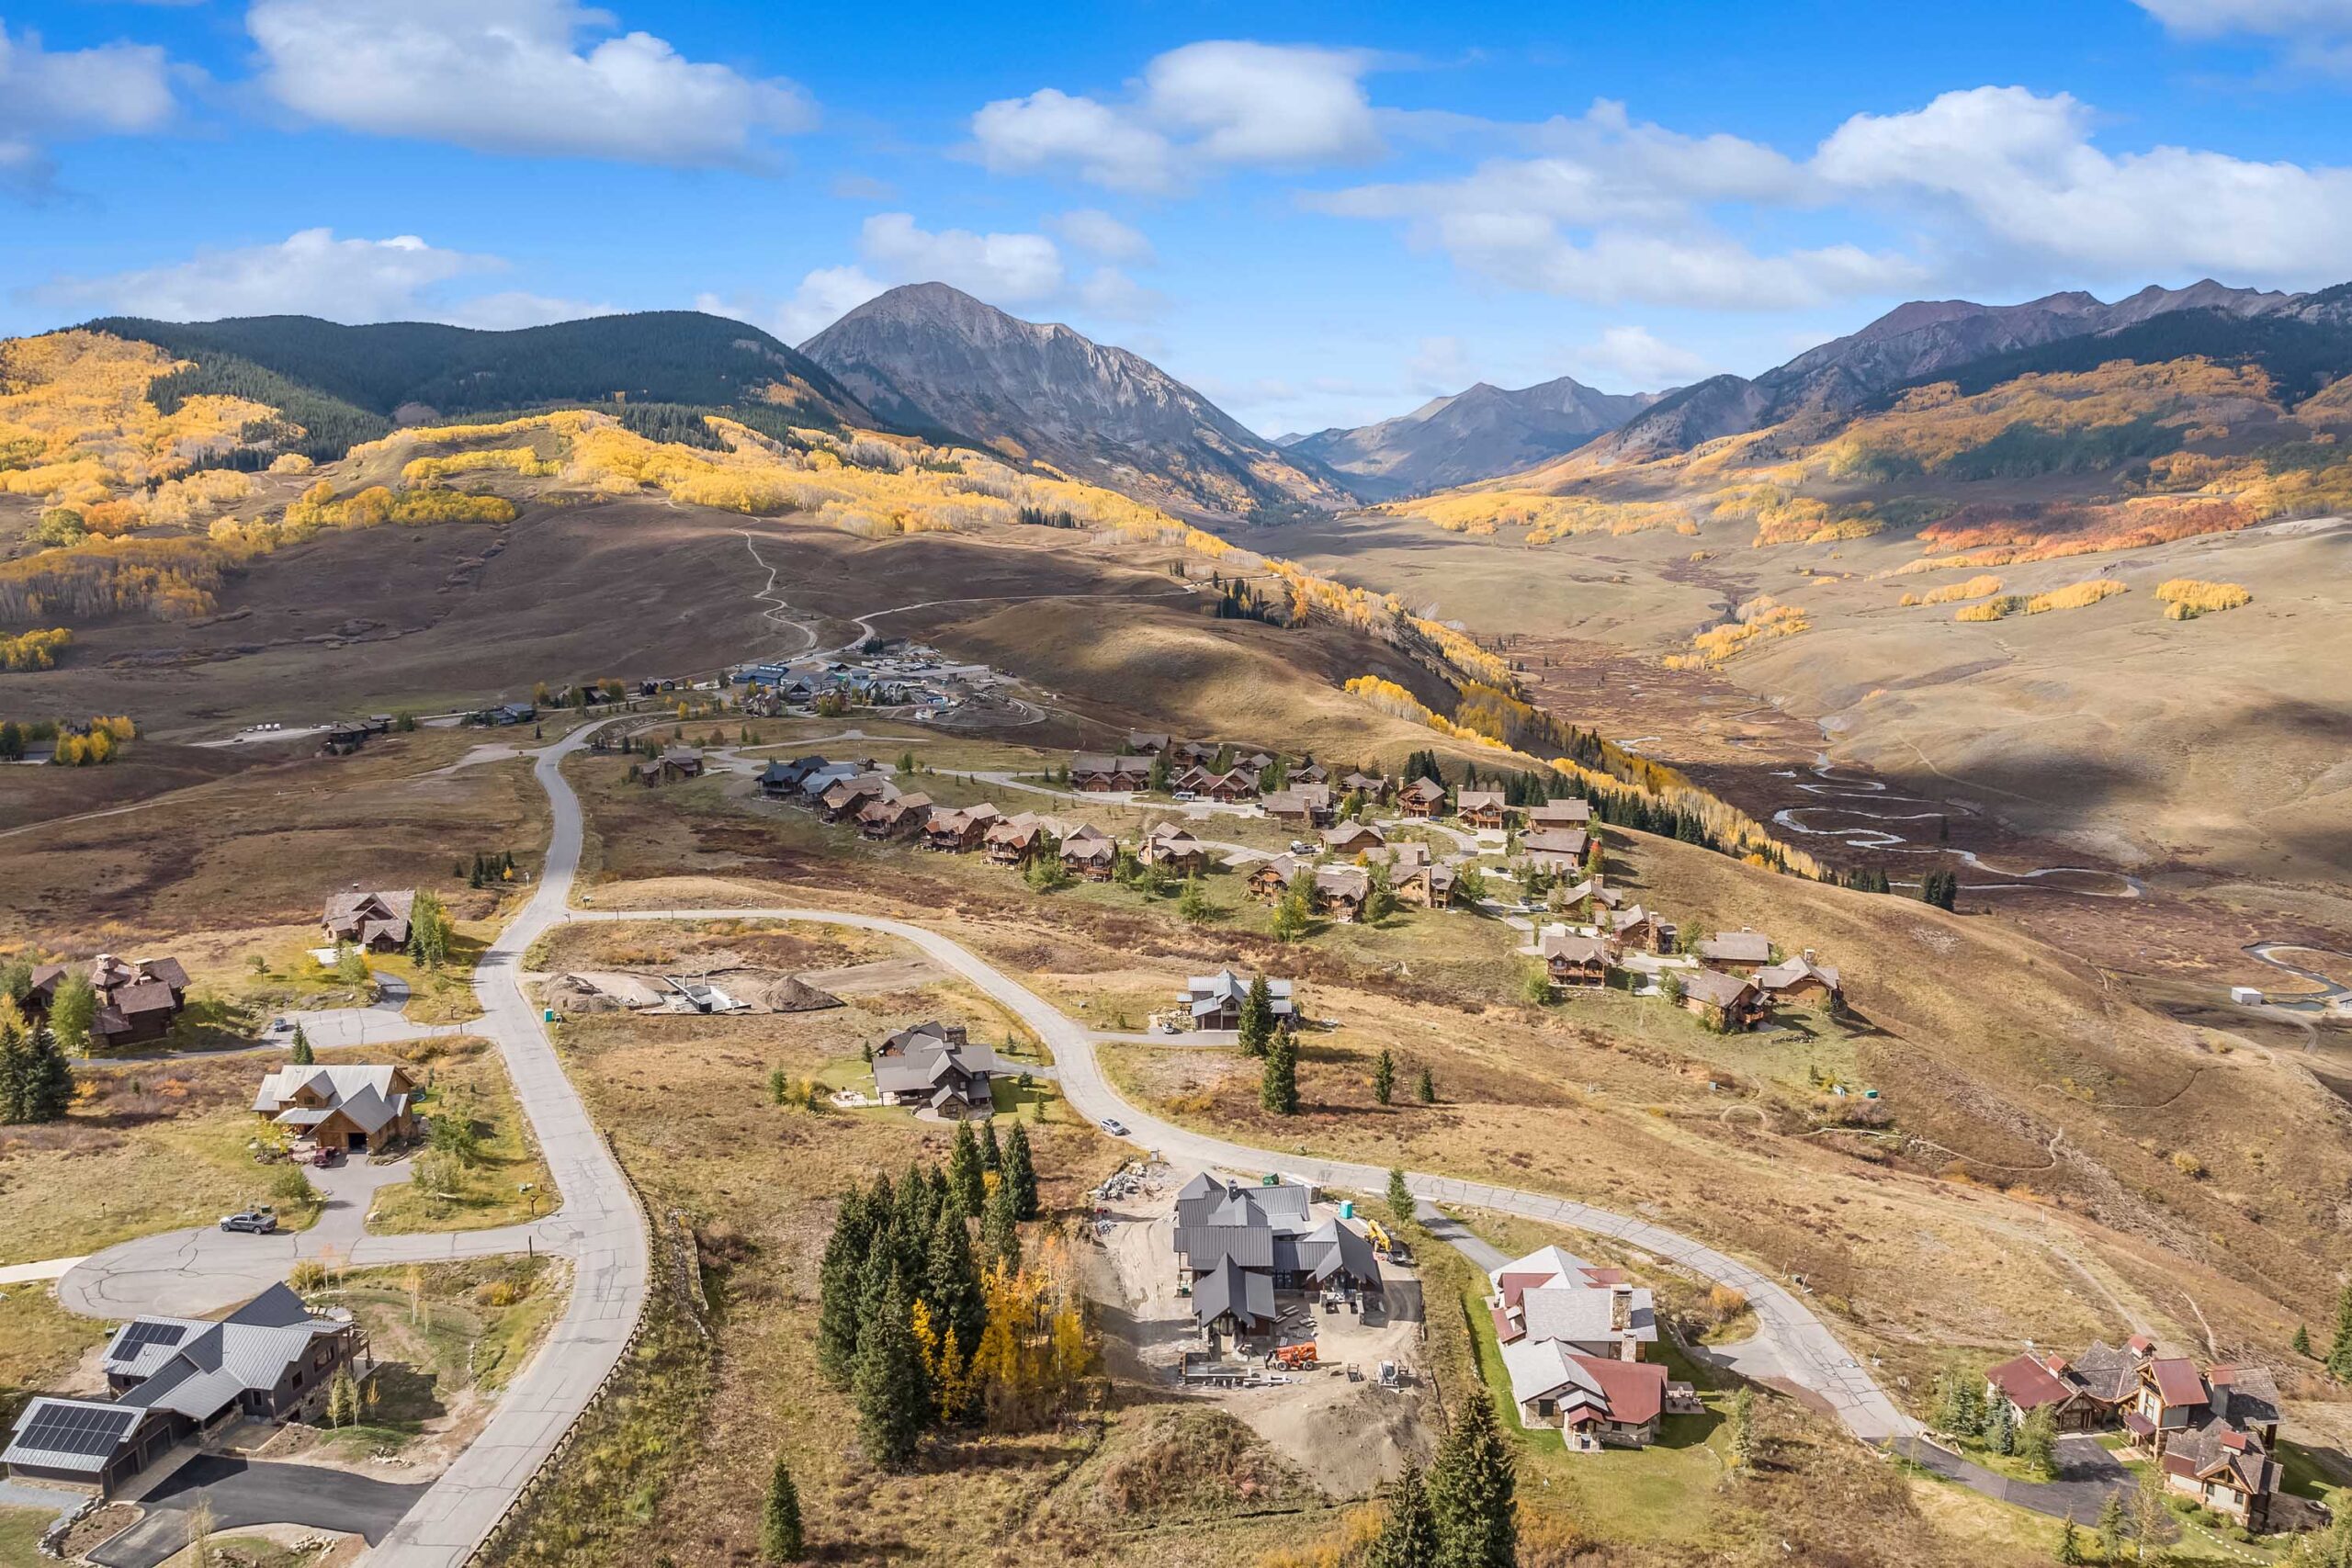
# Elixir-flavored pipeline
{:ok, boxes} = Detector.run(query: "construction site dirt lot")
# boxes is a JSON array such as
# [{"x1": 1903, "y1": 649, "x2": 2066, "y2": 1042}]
[{"x1": 1084, "y1": 1160, "x2": 1436, "y2": 1499}]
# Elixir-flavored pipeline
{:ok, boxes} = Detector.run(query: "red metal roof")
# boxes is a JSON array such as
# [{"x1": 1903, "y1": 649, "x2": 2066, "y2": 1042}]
[
  {"x1": 1496, "y1": 1271, "x2": 1551, "y2": 1311},
  {"x1": 1567, "y1": 1354, "x2": 1669, "y2": 1427},
  {"x1": 2148, "y1": 1358, "x2": 2206, "y2": 1408},
  {"x1": 1986, "y1": 1353, "x2": 2073, "y2": 1411},
  {"x1": 1489, "y1": 1304, "x2": 1523, "y2": 1345}
]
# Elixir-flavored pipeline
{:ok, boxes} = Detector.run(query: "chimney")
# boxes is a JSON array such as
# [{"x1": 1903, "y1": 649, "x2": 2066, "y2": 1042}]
[
  {"x1": 1611, "y1": 1281, "x2": 1633, "y2": 1332},
  {"x1": 1802, "y1": 948, "x2": 1816, "y2": 964}
]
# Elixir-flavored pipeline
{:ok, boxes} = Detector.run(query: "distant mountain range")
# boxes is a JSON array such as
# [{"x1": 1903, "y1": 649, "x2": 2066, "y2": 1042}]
[
  {"x1": 1284, "y1": 377, "x2": 1669, "y2": 501},
  {"x1": 799, "y1": 282, "x2": 1350, "y2": 520},
  {"x1": 1585, "y1": 279, "x2": 2350, "y2": 468}
]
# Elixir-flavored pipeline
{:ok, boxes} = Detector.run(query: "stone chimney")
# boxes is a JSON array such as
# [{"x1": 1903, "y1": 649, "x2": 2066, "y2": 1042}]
[{"x1": 1611, "y1": 1281, "x2": 1634, "y2": 1332}]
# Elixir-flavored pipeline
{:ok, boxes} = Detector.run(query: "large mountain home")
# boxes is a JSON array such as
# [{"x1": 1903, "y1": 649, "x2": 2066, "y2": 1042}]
[
  {"x1": 1248, "y1": 854, "x2": 1309, "y2": 900},
  {"x1": 1457, "y1": 789, "x2": 1508, "y2": 829},
  {"x1": 923, "y1": 803, "x2": 1002, "y2": 852},
  {"x1": 1172, "y1": 1175, "x2": 1381, "y2": 1347},
  {"x1": 1262, "y1": 784, "x2": 1335, "y2": 827},
  {"x1": 1179, "y1": 970, "x2": 1295, "y2": 1032},
  {"x1": 871, "y1": 1021, "x2": 999, "y2": 1120},
  {"x1": 1139, "y1": 821, "x2": 1210, "y2": 875},
  {"x1": 1521, "y1": 829, "x2": 1589, "y2": 874},
  {"x1": 1528, "y1": 799, "x2": 1592, "y2": 830},
  {"x1": 1125, "y1": 731, "x2": 1172, "y2": 756},
  {"x1": 1697, "y1": 930, "x2": 1773, "y2": 969},
  {"x1": 1987, "y1": 1337, "x2": 2155, "y2": 1433},
  {"x1": 1488, "y1": 1247, "x2": 1695, "y2": 1451},
  {"x1": 760, "y1": 755, "x2": 834, "y2": 798},
  {"x1": 1398, "y1": 778, "x2": 1448, "y2": 818},
  {"x1": 1070, "y1": 754, "x2": 1151, "y2": 792},
  {"x1": 858, "y1": 793, "x2": 933, "y2": 840},
  {"x1": 1677, "y1": 968, "x2": 1764, "y2": 1032},
  {"x1": 1320, "y1": 820, "x2": 1386, "y2": 856},
  {"x1": 1340, "y1": 771, "x2": 1392, "y2": 804},
  {"x1": 1393, "y1": 859, "x2": 1457, "y2": 909},
  {"x1": 28, "y1": 955, "x2": 190, "y2": 1047},
  {"x1": 4, "y1": 1284, "x2": 366, "y2": 1498},
  {"x1": 820, "y1": 773, "x2": 897, "y2": 824},
  {"x1": 636, "y1": 746, "x2": 706, "y2": 786},
  {"x1": 1542, "y1": 931, "x2": 1614, "y2": 992},
  {"x1": 1059, "y1": 824, "x2": 1118, "y2": 881},
  {"x1": 984, "y1": 813, "x2": 1053, "y2": 866},
  {"x1": 322, "y1": 889, "x2": 414, "y2": 953},
  {"x1": 1757, "y1": 954, "x2": 1843, "y2": 1010},
  {"x1": 1609, "y1": 905, "x2": 1677, "y2": 954},
  {"x1": 254, "y1": 1063, "x2": 420, "y2": 1152},
  {"x1": 1312, "y1": 865, "x2": 1371, "y2": 922}
]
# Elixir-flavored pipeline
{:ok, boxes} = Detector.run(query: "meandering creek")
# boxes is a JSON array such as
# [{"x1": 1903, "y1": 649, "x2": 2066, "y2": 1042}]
[{"x1": 1768, "y1": 757, "x2": 2148, "y2": 899}]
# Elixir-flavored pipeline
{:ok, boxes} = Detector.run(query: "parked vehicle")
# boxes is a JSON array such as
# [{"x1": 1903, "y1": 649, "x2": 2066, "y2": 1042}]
[
  {"x1": 219, "y1": 1209, "x2": 278, "y2": 1235},
  {"x1": 1099, "y1": 1118, "x2": 1131, "y2": 1137}
]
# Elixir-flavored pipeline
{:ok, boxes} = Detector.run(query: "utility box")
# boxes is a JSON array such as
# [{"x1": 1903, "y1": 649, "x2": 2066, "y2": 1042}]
[{"x1": 2230, "y1": 987, "x2": 2264, "y2": 1006}]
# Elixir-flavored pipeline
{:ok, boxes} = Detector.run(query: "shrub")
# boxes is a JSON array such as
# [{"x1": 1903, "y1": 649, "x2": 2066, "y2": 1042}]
[
  {"x1": 2154, "y1": 578, "x2": 2252, "y2": 618},
  {"x1": 2022, "y1": 579, "x2": 2129, "y2": 613}
]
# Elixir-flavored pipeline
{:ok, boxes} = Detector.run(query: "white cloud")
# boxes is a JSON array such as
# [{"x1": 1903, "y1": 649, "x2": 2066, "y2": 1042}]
[
  {"x1": 246, "y1": 0, "x2": 816, "y2": 166},
  {"x1": 30, "y1": 229, "x2": 507, "y2": 321},
  {"x1": 1816, "y1": 85, "x2": 2352, "y2": 281},
  {"x1": 440, "y1": 289, "x2": 617, "y2": 329},
  {"x1": 969, "y1": 87, "x2": 1179, "y2": 193},
  {"x1": 855, "y1": 212, "x2": 1065, "y2": 302},
  {"x1": 0, "y1": 24, "x2": 176, "y2": 193},
  {"x1": 1406, "y1": 335, "x2": 1473, "y2": 393},
  {"x1": 1315, "y1": 84, "x2": 2352, "y2": 308},
  {"x1": 696, "y1": 265, "x2": 888, "y2": 344},
  {"x1": 968, "y1": 39, "x2": 1383, "y2": 192},
  {"x1": 1567, "y1": 325, "x2": 1714, "y2": 390},
  {"x1": 2136, "y1": 0, "x2": 2352, "y2": 60},
  {"x1": 1049, "y1": 209, "x2": 1155, "y2": 263}
]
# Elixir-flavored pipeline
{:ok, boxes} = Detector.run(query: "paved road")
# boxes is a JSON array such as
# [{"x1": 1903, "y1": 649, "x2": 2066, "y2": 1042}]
[
  {"x1": 1908, "y1": 1434, "x2": 2131, "y2": 1522},
  {"x1": 571, "y1": 903, "x2": 1919, "y2": 1445},
  {"x1": 368, "y1": 722, "x2": 650, "y2": 1568},
  {"x1": 92, "y1": 1457, "x2": 430, "y2": 1568}
]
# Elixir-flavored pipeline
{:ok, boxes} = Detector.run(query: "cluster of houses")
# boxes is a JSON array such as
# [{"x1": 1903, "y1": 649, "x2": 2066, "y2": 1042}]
[
  {"x1": 1488, "y1": 1245, "x2": 1702, "y2": 1450},
  {"x1": 3, "y1": 1284, "x2": 369, "y2": 1498},
  {"x1": 1985, "y1": 1337, "x2": 2289, "y2": 1529},
  {"x1": 18, "y1": 953, "x2": 190, "y2": 1047},
  {"x1": 731, "y1": 647, "x2": 1006, "y2": 722},
  {"x1": 1170, "y1": 1174, "x2": 1385, "y2": 1349},
  {"x1": 1538, "y1": 918, "x2": 1843, "y2": 1031}
]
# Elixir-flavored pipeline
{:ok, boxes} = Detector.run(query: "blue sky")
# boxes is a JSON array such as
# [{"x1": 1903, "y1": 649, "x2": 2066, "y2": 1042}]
[{"x1": 7, "y1": 0, "x2": 2352, "y2": 434}]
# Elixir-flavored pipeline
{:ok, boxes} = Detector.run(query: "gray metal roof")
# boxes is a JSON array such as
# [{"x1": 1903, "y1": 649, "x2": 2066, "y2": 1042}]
[{"x1": 1191, "y1": 1258, "x2": 1276, "y2": 1331}]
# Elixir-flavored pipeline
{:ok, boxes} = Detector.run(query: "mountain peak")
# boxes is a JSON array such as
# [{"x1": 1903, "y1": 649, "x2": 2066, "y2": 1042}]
[
  {"x1": 801, "y1": 285, "x2": 1347, "y2": 519},
  {"x1": 1289, "y1": 373, "x2": 1665, "y2": 500}
]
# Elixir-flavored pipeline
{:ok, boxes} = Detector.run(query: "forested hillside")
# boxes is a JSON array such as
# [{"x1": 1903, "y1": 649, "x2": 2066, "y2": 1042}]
[{"x1": 89, "y1": 312, "x2": 877, "y2": 460}]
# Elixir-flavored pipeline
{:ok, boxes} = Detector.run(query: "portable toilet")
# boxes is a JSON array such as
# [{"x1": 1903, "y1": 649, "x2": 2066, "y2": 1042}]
[
  {"x1": 543, "y1": 1008, "x2": 556, "y2": 1023},
  {"x1": 1340, "y1": 1200, "x2": 1355, "y2": 1220}
]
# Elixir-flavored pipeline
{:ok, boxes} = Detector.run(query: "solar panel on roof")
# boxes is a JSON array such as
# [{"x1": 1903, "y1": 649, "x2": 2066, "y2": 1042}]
[
  {"x1": 115, "y1": 1321, "x2": 188, "y2": 1355},
  {"x1": 18, "y1": 1402, "x2": 136, "y2": 1458}
]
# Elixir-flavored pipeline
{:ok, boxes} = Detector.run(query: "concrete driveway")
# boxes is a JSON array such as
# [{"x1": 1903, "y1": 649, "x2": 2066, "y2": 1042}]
[
  {"x1": 1907, "y1": 1432, "x2": 2132, "y2": 1521},
  {"x1": 90, "y1": 1457, "x2": 428, "y2": 1568}
]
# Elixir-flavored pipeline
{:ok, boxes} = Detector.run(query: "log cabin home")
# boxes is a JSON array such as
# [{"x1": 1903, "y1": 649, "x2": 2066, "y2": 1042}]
[
  {"x1": 1069, "y1": 754, "x2": 1151, "y2": 792},
  {"x1": 1697, "y1": 929, "x2": 1774, "y2": 969},
  {"x1": 1398, "y1": 777, "x2": 1448, "y2": 818},
  {"x1": 1456, "y1": 789, "x2": 1508, "y2": 829},
  {"x1": 857, "y1": 793, "x2": 933, "y2": 840},
  {"x1": 1139, "y1": 821, "x2": 1210, "y2": 875},
  {"x1": 322, "y1": 889, "x2": 414, "y2": 953},
  {"x1": 922, "y1": 802, "x2": 1002, "y2": 852},
  {"x1": 1677, "y1": 968, "x2": 1763, "y2": 1031},
  {"x1": 1319, "y1": 820, "x2": 1386, "y2": 856},
  {"x1": 1528, "y1": 798, "x2": 1592, "y2": 831},
  {"x1": 27, "y1": 955, "x2": 190, "y2": 1047},
  {"x1": 1059, "y1": 824, "x2": 1119, "y2": 881},
  {"x1": 1541, "y1": 931, "x2": 1613, "y2": 992}
]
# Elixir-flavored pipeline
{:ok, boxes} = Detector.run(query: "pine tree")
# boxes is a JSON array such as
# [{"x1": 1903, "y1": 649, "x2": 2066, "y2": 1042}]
[
  {"x1": 1373, "y1": 1048, "x2": 1396, "y2": 1106},
  {"x1": 1272, "y1": 879, "x2": 1312, "y2": 942},
  {"x1": 1238, "y1": 974, "x2": 1275, "y2": 1056},
  {"x1": 288, "y1": 1023, "x2": 313, "y2": 1066},
  {"x1": 1387, "y1": 1168, "x2": 1413, "y2": 1220},
  {"x1": 852, "y1": 1275, "x2": 927, "y2": 1470},
  {"x1": 925, "y1": 1203, "x2": 986, "y2": 1358},
  {"x1": 1416, "y1": 1066, "x2": 1436, "y2": 1104},
  {"x1": 983, "y1": 1170, "x2": 1022, "y2": 1273},
  {"x1": 2293, "y1": 1323, "x2": 2312, "y2": 1358},
  {"x1": 2055, "y1": 1517, "x2": 2084, "y2": 1565},
  {"x1": 2096, "y1": 1492, "x2": 2125, "y2": 1563},
  {"x1": 22, "y1": 1032, "x2": 73, "y2": 1123},
  {"x1": 1002, "y1": 1122, "x2": 1039, "y2": 1220},
  {"x1": 761, "y1": 1455, "x2": 805, "y2": 1562},
  {"x1": 1984, "y1": 1393, "x2": 2017, "y2": 1454},
  {"x1": 2329, "y1": 1285, "x2": 2352, "y2": 1382},
  {"x1": 1727, "y1": 1386, "x2": 1758, "y2": 1477},
  {"x1": 2018, "y1": 1404, "x2": 2055, "y2": 1476},
  {"x1": 979, "y1": 1118, "x2": 1002, "y2": 1173},
  {"x1": 1261, "y1": 1032, "x2": 1299, "y2": 1116},
  {"x1": 947, "y1": 1120, "x2": 986, "y2": 1218},
  {"x1": 0, "y1": 1021, "x2": 27, "y2": 1123},
  {"x1": 407, "y1": 888, "x2": 455, "y2": 968},
  {"x1": 1178, "y1": 875, "x2": 1210, "y2": 924},
  {"x1": 1365, "y1": 1461, "x2": 1438, "y2": 1568},
  {"x1": 1427, "y1": 1394, "x2": 1515, "y2": 1568},
  {"x1": 816, "y1": 1193, "x2": 875, "y2": 1387}
]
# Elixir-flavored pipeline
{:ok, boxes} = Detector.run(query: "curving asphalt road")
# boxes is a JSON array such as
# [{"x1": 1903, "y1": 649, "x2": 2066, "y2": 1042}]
[{"x1": 569, "y1": 904, "x2": 1919, "y2": 1445}]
